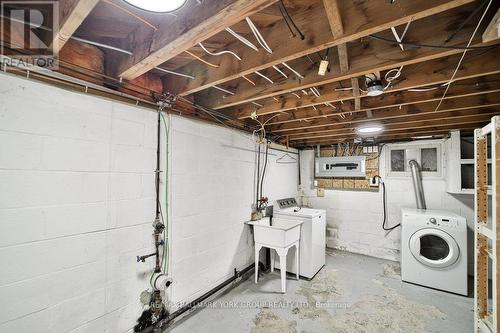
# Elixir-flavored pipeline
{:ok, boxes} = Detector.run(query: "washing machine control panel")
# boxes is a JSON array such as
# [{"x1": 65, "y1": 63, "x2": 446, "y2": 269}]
[{"x1": 426, "y1": 217, "x2": 458, "y2": 228}]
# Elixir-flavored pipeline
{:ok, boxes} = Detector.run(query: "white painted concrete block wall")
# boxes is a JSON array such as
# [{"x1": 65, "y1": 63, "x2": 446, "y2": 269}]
[
  {"x1": 299, "y1": 143, "x2": 475, "y2": 263},
  {"x1": 0, "y1": 73, "x2": 299, "y2": 331},
  {"x1": 168, "y1": 116, "x2": 298, "y2": 306},
  {"x1": 0, "y1": 74, "x2": 159, "y2": 333}
]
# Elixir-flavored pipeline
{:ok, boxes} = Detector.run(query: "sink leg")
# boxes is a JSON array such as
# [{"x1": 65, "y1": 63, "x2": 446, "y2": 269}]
[
  {"x1": 270, "y1": 249, "x2": 274, "y2": 272},
  {"x1": 295, "y1": 242, "x2": 299, "y2": 280},
  {"x1": 255, "y1": 244, "x2": 262, "y2": 284},
  {"x1": 276, "y1": 248, "x2": 289, "y2": 293}
]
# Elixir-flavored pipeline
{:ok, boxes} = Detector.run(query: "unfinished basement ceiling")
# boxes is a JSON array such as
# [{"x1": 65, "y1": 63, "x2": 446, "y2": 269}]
[{"x1": 2, "y1": 0, "x2": 499, "y2": 147}]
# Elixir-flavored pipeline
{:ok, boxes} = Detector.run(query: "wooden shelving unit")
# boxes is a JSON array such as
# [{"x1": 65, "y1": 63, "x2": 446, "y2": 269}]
[
  {"x1": 447, "y1": 131, "x2": 492, "y2": 195},
  {"x1": 474, "y1": 116, "x2": 499, "y2": 333}
]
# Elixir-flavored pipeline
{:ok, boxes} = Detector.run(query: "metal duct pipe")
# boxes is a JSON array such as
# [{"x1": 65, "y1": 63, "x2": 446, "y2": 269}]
[{"x1": 409, "y1": 160, "x2": 426, "y2": 210}]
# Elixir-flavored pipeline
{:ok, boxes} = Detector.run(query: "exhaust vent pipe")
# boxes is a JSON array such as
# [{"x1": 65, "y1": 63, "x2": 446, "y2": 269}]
[{"x1": 409, "y1": 160, "x2": 426, "y2": 210}]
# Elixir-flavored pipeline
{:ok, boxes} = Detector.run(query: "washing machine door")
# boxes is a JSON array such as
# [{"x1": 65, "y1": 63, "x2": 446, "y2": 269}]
[{"x1": 409, "y1": 228, "x2": 460, "y2": 268}]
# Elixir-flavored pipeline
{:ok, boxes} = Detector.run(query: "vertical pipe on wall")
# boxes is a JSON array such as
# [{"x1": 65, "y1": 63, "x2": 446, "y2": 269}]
[{"x1": 409, "y1": 159, "x2": 427, "y2": 210}]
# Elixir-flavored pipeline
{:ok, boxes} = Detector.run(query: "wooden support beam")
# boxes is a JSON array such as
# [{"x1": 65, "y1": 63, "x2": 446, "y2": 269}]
[
  {"x1": 270, "y1": 93, "x2": 500, "y2": 135},
  {"x1": 117, "y1": 0, "x2": 277, "y2": 80},
  {"x1": 337, "y1": 44, "x2": 349, "y2": 73},
  {"x1": 293, "y1": 125, "x2": 480, "y2": 147},
  {"x1": 322, "y1": 0, "x2": 344, "y2": 37},
  {"x1": 322, "y1": 0, "x2": 365, "y2": 118},
  {"x1": 267, "y1": 75, "x2": 500, "y2": 129},
  {"x1": 287, "y1": 109, "x2": 500, "y2": 140},
  {"x1": 474, "y1": 127, "x2": 490, "y2": 329},
  {"x1": 168, "y1": 0, "x2": 472, "y2": 97},
  {"x1": 52, "y1": 0, "x2": 100, "y2": 53},
  {"x1": 351, "y1": 76, "x2": 364, "y2": 114},
  {"x1": 289, "y1": 113, "x2": 500, "y2": 141},
  {"x1": 199, "y1": 2, "x2": 480, "y2": 109},
  {"x1": 483, "y1": 7, "x2": 500, "y2": 43},
  {"x1": 232, "y1": 49, "x2": 500, "y2": 119}
]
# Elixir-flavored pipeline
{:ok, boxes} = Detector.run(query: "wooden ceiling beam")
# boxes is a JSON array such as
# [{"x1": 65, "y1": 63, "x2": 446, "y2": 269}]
[
  {"x1": 289, "y1": 113, "x2": 500, "y2": 141},
  {"x1": 116, "y1": 0, "x2": 277, "y2": 80},
  {"x1": 266, "y1": 75, "x2": 500, "y2": 129},
  {"x1": 292, "y1": 126, "x2": 478, "y2": 147},
  {"x1": 205, "y1": 3, "x2": 492, "y2": 110},
  {"x1": 270, "y1": 93, "x2": 500, "y2": 135},
  {"x1": 482, "y1": 7, "x2": 500, "y2": 43},
  {"x1": 168, "y1": 0, "x2": 472, "y2": 97},
  {"x1": 233, "y1": 49, "x2": 500, "y2": 119},
  {"x1": 322, "y1": 0, "x2": 366, "y2": 118},
  {"x1": 52, "y1": 0, "x2": 100, "y2": 53},
  {"x1": 286, "y1": 107, "x2": 500, "y2": 139}
]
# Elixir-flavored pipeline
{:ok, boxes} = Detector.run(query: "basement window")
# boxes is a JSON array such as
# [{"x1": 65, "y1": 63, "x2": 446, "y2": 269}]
[{"x1": 386, "y1": 142, "x2": 442, "y2": 178}]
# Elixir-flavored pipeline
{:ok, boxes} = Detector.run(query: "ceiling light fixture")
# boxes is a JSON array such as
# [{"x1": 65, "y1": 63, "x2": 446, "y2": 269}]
[
  {"x1": 366, "y1": 80, "x2": 384, "y2": 96},
  {"x1": 411, "y1": 135, "x2": 434, "y2": 139},
  {"x1": 357, "y1": 125, "x2": 383, "y2": 134},
  {"x1": 122, "y1": 0, "x2": 187, "y2": 13}
]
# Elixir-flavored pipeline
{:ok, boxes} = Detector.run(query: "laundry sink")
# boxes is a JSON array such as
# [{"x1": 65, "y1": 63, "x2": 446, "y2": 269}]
[{"x1": 246, "y1": 217, "x2": 302, "y2": 248}]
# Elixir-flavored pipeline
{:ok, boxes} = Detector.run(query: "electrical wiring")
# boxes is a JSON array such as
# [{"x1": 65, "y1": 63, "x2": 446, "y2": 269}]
[
  {"x1": 383, "y1": 65, "x2": 404, "y2": 90},
  {"x1": 273, "y1": 65, "x2": 288, "y2": 79},
  {"x1": 282, "y1": 62, "x2": 304, "y2": 78},
  {"x1": 225, "y1": 27, "x2": 259, "y2": 51},
  {"x1": 155, "y1": 67, "x2": 195, "y2": 80},
  {"x1": 246, "y1": 17, "x2": 273, "y2": 54},
  {"x1": 255, "y1": 71, "x2": 274, "y2": 84},
  {"x1": 445, "y1": 0, "x2": 489, "y2": 43},
  {"x1": 148, "y1": 111, "x2": 170, "y2": 289},
  {"x1": 242, "y1": 75, "x2": 256, "y2": 85},
  {"x1": 434, "y1": 0, "x2": 492, "y2": 112},
  {"x1": 278, "y1": 0, "x2": 305, "y2": 40},
  {"x1": 369, "y1": 34, "x2": 497, "y2": 50},
  {"x1": 185, "y1": 50, "x2": 219, "y2": 68},
  {"x1": 213, "y1": 85, "x2": 235, "y2": 95},
  {"x1": 310, "y1": 87, "x2": 320, "y2": 97},
  {"x1": 102, "y1": 0, "x2": 158, "y2": 31},
  {"x1": 160, "y1": 112, "x2": 170, "y2": 274},
  {"x1": 198, "y1": 42, "x2": 242, "y2": 60},
  {"x1": 407, "y1": 81, "x2": 452, "y2": 92},
  {"x1": 71, "y1": 36, "x2": 133, "y2": 55},
  {"x1": 373, "y1": 175, "x2": 401, "y2": 231}
]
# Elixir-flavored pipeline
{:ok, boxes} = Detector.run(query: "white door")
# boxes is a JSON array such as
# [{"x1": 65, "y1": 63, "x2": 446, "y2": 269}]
[{"x1": 409, "y1": 228, "x2": 460, "y2": 268}]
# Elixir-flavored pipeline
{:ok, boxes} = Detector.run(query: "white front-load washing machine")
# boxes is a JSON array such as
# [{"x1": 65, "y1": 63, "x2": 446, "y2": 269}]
[{"x1": 401, "y1": 208, "x2": 467, "y2": 295}]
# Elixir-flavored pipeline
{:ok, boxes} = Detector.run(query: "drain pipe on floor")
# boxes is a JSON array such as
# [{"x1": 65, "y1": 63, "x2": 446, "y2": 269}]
[
  {"x1": 409, "y1": 160, "x2": 426, "y2": 210},
  {"x1": 153, "y1": 264, "x2": 260, "y2": 331}
]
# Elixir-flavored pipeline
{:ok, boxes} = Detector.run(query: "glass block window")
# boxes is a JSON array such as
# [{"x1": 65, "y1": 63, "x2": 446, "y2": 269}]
[
  {"x1": 390, "y1": 149, "x2": 405, "y2": 172},
  {"x1": 421, "y1": 148, "x2": 438, "y2": 172}
]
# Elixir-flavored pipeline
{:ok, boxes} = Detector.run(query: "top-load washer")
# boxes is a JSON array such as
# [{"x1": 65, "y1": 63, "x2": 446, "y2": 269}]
[
  {"x1": 272, "y1": 198, "x2": 326, "y2": 279},
  {"x1": 401, "y1": 208, "x2": 467, "y2": 295}
]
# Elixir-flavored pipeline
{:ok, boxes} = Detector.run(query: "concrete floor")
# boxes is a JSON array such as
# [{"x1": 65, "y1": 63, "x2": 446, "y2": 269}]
[{"x1": 166, "y1": 249, "x2": 473, "y2": 333}]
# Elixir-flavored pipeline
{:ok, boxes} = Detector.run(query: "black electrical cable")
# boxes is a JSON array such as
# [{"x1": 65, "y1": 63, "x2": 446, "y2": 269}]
[
  {"x1": 279, "y1": 2, "x2": 296, "y2": 38},
  {"x1": 278, "y1": 0, "x2": 305, "y2": 40},
  {"x1": 369, "y1": 34, "x2": 498, "y2": 50},
  {"x1": 445, "y1": 0, "x2": 489, "y2": 43},
  {"x1": 374, "y1": 176, "x2": 401, "y2": 231}
]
